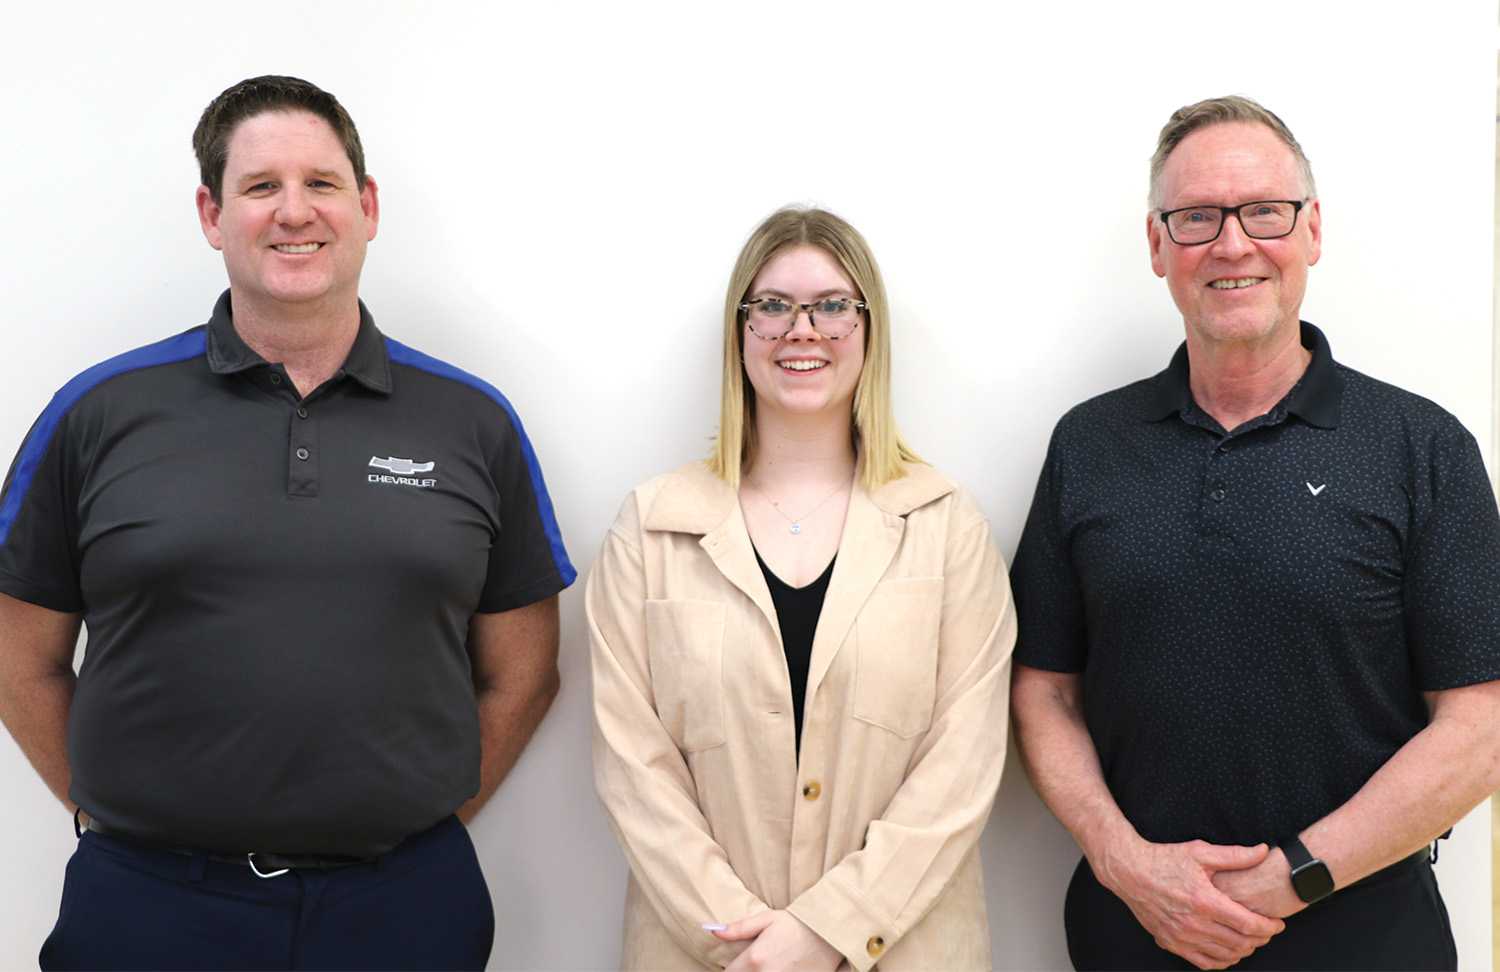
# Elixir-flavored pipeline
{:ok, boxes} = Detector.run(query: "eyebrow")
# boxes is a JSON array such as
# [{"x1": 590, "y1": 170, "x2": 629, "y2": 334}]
[
  {"x1": 235, "y1": 168, "x2": 347, "y2": 186},
  {"x1": 751, "y1": 287, "x2": 859, "y2": 300},
  {"x1": 1167, "y1": 192, "x2": 1295, "y2": 209}
]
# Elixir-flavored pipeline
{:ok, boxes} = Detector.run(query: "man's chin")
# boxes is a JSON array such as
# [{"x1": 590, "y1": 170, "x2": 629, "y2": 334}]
[{"x1": 1189, "y1": 313, "x2": 1288, "y2": 347}]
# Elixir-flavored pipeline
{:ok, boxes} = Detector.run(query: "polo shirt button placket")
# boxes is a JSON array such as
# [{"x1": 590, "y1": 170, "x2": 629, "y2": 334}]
[{"x1": 288, "y1": 403, "x2": 320, "y2": 498}]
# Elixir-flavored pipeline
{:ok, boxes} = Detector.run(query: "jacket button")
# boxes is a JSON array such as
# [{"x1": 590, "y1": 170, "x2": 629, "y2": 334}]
[
  {"x1": 866, "y1": 935, "x2": 885, "y2": 957},
  {"x1": 802, "y1": 781, "x2": 821, "y2": 801}
]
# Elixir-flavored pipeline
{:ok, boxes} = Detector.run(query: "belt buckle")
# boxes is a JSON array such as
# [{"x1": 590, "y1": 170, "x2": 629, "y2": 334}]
[{"x1": 247, "y1": 853, "x2": 291, "y2": 879}]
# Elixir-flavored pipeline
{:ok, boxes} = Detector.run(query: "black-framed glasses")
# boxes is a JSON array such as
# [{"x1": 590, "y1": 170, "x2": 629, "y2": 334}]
[
  {"x1": 1158, "y1": 200, "x2": 1306, "y2": 245},
  {"x1": 739, "y1": 296, "x2": 866, "y2": 341}
]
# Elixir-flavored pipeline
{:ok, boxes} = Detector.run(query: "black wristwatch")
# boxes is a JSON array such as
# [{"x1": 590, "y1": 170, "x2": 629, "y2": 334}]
[{"x1": 1279, "y1": 835, "x2": 1334, "y2": 904}]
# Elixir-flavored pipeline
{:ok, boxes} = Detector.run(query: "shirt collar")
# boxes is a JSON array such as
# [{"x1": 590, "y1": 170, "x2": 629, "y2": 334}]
[
  {"x1": 643, "y1": 460, "x2": 955, "y2": 535},
  {"x1": 1140, "y1": 320, "x2": 1343, "y2": 429},
  {"x1": 204, "y1": 289, "x2": 393, "y2": 394}
]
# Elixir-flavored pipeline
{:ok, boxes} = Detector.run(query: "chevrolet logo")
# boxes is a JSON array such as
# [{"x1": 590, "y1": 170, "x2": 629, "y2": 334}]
[{"x1": 369, "y1": 456, "x2": 436, "y2": 475}]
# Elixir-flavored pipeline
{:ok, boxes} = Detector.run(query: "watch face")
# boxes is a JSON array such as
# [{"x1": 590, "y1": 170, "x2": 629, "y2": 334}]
[{"x1": 1290, "y1": 859, "x2": 1335, "y2": 903}]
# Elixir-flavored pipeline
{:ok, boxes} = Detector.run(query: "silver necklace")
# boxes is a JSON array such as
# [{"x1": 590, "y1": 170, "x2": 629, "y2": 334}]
[{"x1": 753, "y1": 480, "x2": 848, "y2": 535}]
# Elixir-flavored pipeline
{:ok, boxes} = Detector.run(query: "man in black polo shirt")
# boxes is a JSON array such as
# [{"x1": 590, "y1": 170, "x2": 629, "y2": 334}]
[
  {"x1": 1010, "y1": 95, "x2": 1500, "y2": 971},
  {"x1": 0, "y1": 76, "x2": 574, "y2": 969}
]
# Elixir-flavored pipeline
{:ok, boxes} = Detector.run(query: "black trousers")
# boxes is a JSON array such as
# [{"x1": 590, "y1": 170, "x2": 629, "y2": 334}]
[
  {"x1": 39, "y1": 815, "x2": 494, "y2": 971},
  {"x1": 1064, "y1": 853, "x2": 1457, "y2": 971}
]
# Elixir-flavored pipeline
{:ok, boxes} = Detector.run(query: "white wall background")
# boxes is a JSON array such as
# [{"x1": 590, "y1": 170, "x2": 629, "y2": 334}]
[{"x1": 1, "y1": 2, "x2": 1494, "y2": 968}]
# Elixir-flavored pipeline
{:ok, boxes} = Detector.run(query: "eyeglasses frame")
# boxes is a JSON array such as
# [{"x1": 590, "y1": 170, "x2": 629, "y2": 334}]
[
  {"x1": 739, "y1": 297, "x2": 868, "y2": 341},
  {"x1": 1157, "y1": 199, "x2": 1307, "y2": 246}
]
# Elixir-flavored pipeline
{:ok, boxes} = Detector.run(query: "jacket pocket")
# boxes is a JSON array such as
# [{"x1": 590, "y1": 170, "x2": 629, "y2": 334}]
[
  {"x1": 852, "y1": 578, "x2": 943, "y2": 739},
  {"x1": 645, "y1": 599, "x2": 728, "y2": 752}
]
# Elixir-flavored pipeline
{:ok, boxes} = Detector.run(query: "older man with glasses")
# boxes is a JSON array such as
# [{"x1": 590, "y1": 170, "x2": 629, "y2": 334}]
[{"x1": 1008, "y1": 95, "x2": 1500, "y2": 970}]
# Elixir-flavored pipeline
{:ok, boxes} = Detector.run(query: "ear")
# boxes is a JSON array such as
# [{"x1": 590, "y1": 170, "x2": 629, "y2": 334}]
[
  {"x1": 1147, "y1": 211, "x2": 1167, "y2": 278},
  {"x1": 360, "y1": 175, "x2": 380, "y2": 242},
  {"x1": 196, "y1": 185, "x2": 224, "y2": 251},
  {"x1": 1304, "y1": 198, "x2": 1321, "y2": 267}
]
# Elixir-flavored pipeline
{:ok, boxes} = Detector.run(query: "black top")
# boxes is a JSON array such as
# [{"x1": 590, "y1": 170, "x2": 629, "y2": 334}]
[
  {"x1": 0, "y1": 291, "x2": 575, "y2": 856},
  {"x1": 754, "y1": 548, "x2": 835, "y2": 759},
  {"x1": 1011, "y1": 322, "x2": 1500, "y2": 846}
]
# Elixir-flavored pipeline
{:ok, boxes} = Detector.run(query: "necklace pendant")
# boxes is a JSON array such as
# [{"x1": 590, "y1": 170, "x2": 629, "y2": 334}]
[{"x1": 789, "y1": 522, "x2": 801, "y2": 535}]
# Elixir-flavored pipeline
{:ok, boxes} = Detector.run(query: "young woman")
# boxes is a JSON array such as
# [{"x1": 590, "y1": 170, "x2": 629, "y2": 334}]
[{"x1": 588, "y1": 207, "x2": 1014, "y2": 970}]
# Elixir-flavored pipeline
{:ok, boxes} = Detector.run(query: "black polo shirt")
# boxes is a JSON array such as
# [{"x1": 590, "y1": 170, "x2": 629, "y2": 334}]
[
  {"x1": 0, "y1": 291, "x2": 575, "y2": 857},
  {"x1": 1011, "y1": 322, "x2": 1500, "y2": 847}
]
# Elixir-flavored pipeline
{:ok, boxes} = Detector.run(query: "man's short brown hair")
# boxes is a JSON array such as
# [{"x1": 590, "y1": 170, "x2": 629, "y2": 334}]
[{"x1": 192, "y1": 75, "x2": 367, "y2": 204}]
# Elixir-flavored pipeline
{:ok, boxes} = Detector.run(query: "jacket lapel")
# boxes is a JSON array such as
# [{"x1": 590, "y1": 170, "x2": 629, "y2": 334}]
[
  {"x1": 644, "y1": 462, "x2": 780, "y2": 643},
  {"x1": 700, "y1": 504, "x2": 780, "y2": 646},
  {"x1": 803, "y1": 483, "x2": 905, "y2": 705}
]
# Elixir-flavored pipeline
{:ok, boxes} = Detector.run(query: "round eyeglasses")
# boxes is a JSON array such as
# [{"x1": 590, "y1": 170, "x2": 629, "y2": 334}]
[
  {"x1": 739, "y1": 297, "x2": 866, "y2": 341},
  {"x1": 1158, "y1": 200, "x2": 1306, "y2": 246}
]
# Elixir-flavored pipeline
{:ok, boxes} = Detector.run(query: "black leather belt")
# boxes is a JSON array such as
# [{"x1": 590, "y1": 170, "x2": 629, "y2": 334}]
[{"x1": 83, "y1": 816, "x2": 375, "y2": 874}]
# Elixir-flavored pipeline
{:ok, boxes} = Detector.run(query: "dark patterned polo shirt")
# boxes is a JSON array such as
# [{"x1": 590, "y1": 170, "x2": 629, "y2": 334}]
[{"x1": 1011, "y1": 321, "x2": 1500, "y2": 846}]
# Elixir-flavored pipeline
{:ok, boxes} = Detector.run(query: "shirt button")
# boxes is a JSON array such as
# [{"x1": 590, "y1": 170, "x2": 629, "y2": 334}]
[
  {"x1": 269, "y1": 373, "x2": 282, "y2": 385},
  {"x1": 1216, "y1": 444, "x2": 1230, "y2": 454},
  {"x1": 866, "y1": 936, "x2": 886, "y2": 958},
  {"x1": 296, "y1": 407, "x2": 309, "y2": 419},
  {"x1": 296, "y1": 447, "x2": 310, "y2": 461},
  {"x1": 802, "y1": 781, "x2": 821, "y2": 801},
  {"x1": 1211, "y1": 487, "x2": 1226, "y2": 502}
]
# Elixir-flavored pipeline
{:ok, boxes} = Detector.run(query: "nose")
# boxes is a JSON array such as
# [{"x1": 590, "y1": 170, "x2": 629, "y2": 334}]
[
  {"x1": 1209, "y1": 210, "x2": 1255, "y2": 258},
  {"x1": 784, "y1": 306, "x2": 820, "y2": 341},
  {"x1": 275, "y1": 183, "x2": 315, "y2": 226}
]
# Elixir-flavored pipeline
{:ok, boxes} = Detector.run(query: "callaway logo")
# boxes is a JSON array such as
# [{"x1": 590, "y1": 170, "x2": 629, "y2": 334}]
[
  {"x1": 1306, "y1": 482, "x2": 1326, "y2": 496},
  {"x1": 369, "y1": 456, "x2": 437, "y2": 488}
]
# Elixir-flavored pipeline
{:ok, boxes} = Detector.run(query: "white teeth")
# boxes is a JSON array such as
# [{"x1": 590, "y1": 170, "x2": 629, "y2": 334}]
[
  {"x1": 779, "y1": 360, "x2": 827, "y2": 372},
  {"x1": 274, "y1": 243, "x2": 321, "y2": 254},
  {"x1": 1210, "y1": 277, "x2": 1263, "y2": 289}
]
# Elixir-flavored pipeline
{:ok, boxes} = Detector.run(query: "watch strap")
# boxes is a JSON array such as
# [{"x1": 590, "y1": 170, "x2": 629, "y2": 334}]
[{"x1": 1279, "y1": 834, "x2": 1315, "y2": 870}]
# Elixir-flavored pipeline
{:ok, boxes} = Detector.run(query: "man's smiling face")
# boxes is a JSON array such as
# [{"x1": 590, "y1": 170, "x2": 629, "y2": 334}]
[
  {"x1": 196, "y1": 110, "x2": 379, "y2": 313},
  {"x1": 1148, "y1": 121, "x2": 1320, "y2": 349}
]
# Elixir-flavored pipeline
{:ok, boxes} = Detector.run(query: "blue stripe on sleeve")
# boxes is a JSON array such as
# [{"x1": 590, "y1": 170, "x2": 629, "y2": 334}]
[
  {"x1": 0, "y1": 329, "x2": 207, "y2": 546},
  {"x1": 385, "y1": 338, "x2": 577, "y2": 588}
]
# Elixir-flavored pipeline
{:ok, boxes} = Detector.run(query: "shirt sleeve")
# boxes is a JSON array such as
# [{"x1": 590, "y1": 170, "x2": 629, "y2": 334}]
[
  {"x1": 1402, "y1": 417, "x2": 1500, "y2": 690},
  {"x1": 0, "y1": 404, "x2": 83, "y2": 613},
  {"x1": 475, "y1": 405, "x2": 576, "y2": 613},
  {"x1": 785, "y1": 504, "x2": 1015, "y2": 972},
  {"x1": 1010, "y1": 427, "x2": 1088, "y2": 672},
  {"x1": 587, "y1": 493, "x2": 767, "y2": 969}
]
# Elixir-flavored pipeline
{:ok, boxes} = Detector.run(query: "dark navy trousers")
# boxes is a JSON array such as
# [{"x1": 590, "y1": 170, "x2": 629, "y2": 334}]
[{"x1": 39, "y1": 815, "x2": 494, "y2": 971}]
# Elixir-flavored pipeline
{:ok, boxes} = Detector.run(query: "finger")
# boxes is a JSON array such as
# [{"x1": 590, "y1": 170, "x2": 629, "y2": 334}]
[
  {"x1": 1175, "y1": 939, "x2": 1247, "y2": 971},
  {"x1": 712, "y1": 910, "x2": 776, "y2": 941},
  {"x1": 1204, "y1": 894, "x2": 1284, "y2": 939},
  {"x1": 1191, "y1": 841, "x2": 1270, "y2": 871},
  {"x1": 1182, "y1": 916, "x2": 1272, "y2": 954}
]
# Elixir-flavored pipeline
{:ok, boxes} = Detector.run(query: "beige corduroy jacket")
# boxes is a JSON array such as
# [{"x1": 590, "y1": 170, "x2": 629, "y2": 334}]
[{"x1": 587, "y1": 461, "x2": 1015, "y2": 971}]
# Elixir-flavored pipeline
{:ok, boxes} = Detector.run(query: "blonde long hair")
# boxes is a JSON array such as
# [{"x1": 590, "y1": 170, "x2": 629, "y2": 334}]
[{"x1": 709, "y1": 207, "x2": 920, "y2": 491}]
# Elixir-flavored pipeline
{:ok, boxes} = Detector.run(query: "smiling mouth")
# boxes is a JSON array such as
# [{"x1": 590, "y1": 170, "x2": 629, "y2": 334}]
[
  {"x1": 778, "y1": 360, "x2": 828, "y2": 372},
  {"x1": 272, "y1": 243, "x2": 324, "y2": 254},
  {"x1": 1209, "y1": 277, "x2": 1265, "y2": 290}
]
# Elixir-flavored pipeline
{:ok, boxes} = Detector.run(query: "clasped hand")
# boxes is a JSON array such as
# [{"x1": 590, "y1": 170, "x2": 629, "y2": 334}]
[
  {"x1": 1100, "y1": 839, "x2": 1299, "y2": 970},
  {"x1": 714, "y1": 910, "x2": 843, "y2": 972}
]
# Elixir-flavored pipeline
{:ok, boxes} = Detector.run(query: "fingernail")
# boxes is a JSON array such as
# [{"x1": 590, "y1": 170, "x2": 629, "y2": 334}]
[{"x1": 701, "y1": 922, "x2": 727, "y2": 932}]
